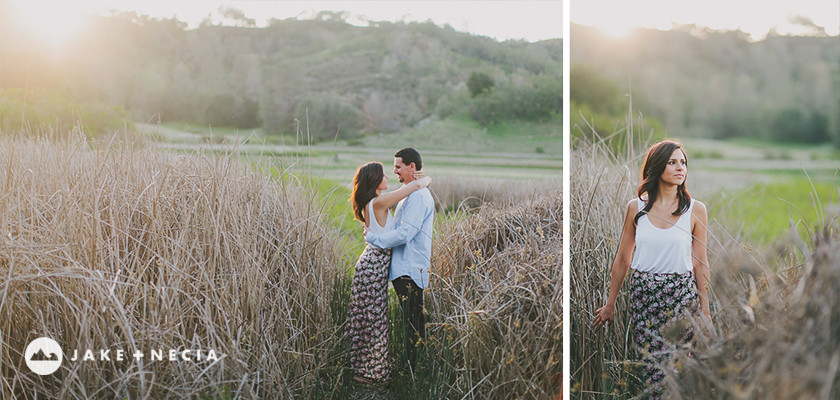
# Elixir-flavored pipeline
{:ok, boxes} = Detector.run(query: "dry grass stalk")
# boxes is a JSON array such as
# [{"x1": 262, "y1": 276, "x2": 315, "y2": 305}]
[
  {"x1": 668, "y1": 226, "x2": 840, "y2": 400},
  {"x1": 0, "y1": 136, "x2": 348, "y2": 399},
  {"x1": 570, "y1": 138, "x2": 642, "y2": 398},
  {"x1": 0, "y1": 132, "x2": 564, "y2": 399},
  {"x1": 430, "y1": 187, "x2": 561, "y2": 398},
  {"x1": 429, "y1": 176, "x2": 557, "y2": 213}
]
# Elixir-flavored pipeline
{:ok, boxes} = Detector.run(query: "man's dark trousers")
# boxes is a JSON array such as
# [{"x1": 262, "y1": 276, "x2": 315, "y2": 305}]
[{"x1": 392, "y1": 276, "x2": 425, "y2": 369}]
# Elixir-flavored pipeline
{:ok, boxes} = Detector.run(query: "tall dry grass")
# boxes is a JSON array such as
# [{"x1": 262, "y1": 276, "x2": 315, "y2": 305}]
[
  {"x1": 428, "y1": 176, "x2": 558, "y2": 213},
  {"x1": 428, "y1": 187, "x2": 562, "y2": 398},
  {"x1": 0, "y1": 136, "x2": 350, "y2": 398},
  {"x1": 0, "y1": 131, "x2": 562, "y2": 399},
  {"x1": 570, "y1": 137, "x2": 643, "y2": 398},
  {"x1": 668, "y1": 223, "x2": 839, "y2": 399},
  {"x1": 570, "y1": 136, "x2": 840, "y2": 399}
]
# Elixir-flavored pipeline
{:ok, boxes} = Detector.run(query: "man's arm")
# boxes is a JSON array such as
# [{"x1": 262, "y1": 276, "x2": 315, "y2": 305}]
[
  {"x1": 366, "y1": 193, "x2": 428, "y2": 249},
  {"x1": 374, "y1": 176, "x2": 431, "y2": 210}
]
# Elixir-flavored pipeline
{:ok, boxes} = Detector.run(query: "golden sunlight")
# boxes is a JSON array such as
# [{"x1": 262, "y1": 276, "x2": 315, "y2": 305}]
[
  {"x1": 581, "y1": 14, "x2": 637, "y2": 38},
  {"x1": 8, "y1": 0, "x2": 90, "y2": 46},
  {"x1": 594, "y1": 23, "x2": 635, "y2": 39}
]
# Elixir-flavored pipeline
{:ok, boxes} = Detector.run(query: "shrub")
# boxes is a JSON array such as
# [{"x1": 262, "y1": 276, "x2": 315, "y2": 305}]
[
  {"x1": 468, "y1": 74, "x2": 562, "y2": 127},
  {"x1": 769, "y1": 108, "x2": 830, "y2": 144},
  {"x1": 204, "y1": 93, "x2": 261, "y2": 129},
  {"x1": 293, "y1": 94, "x2": 364, "y2": 141},
  {"x1": 434, "y1": 91, "x2": 470, "y2": 120},
  {"x1": 467, "y1": 71, "x2": 495, "y2": 98}
]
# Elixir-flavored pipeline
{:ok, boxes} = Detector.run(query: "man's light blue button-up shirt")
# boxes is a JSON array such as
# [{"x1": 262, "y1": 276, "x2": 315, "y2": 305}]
[{"x1": 365, "y1": 187, "x2": 434, "y2": 289}]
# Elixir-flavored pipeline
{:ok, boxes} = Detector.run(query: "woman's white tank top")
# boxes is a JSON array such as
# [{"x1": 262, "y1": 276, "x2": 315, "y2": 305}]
[
  {"x1": 631, "y1": 198, "x2": 695, "y2": 274},
  {"x1": 367, "y1": 197, "x2": 395, "y2": 235}
]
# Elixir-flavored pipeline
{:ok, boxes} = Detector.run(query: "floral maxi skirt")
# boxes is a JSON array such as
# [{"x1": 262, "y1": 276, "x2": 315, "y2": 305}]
[
  {"x1": 630, "y1": 269, "x2": 698, "y2": 399},
  {"x1": 347, "y1": 245, "x2": 392, "y2": 382}
]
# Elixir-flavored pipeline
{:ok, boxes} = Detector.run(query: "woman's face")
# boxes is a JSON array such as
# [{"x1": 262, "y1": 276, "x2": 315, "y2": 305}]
[
  {"x1": 377, "y1": 174, "x2": 388, "y2": 192},
  {"x1": 659, "y1": 148, "x2": 687, "y2": 186}
]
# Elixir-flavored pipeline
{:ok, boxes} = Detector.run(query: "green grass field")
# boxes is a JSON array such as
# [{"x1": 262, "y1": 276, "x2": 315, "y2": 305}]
[
  {"x1": 353, "y1": 115, "x2": 562, "y2": 155},
  {"x1": 137, "y1": 117, "x2": 563, "y2": 185},
  {"x1": 710, "y1": 177, "x2": 839, "y2": 244},
  {"x1": 149, "y1": 115, "x2": 561, "y2": 155},
  {"x1": 675, "y1": 137, "x2": 839, "y2": 244}
]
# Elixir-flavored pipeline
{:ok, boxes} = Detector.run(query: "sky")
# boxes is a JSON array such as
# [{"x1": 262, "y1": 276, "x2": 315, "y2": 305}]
[
  {"x1": 9, "y1": 0, "x2": 837, "y2": 46},
  {"x1": 6, "y1": 0, "x2": 564, "y2": 44},
  {"x1": 573, "y1": 0, "x2": 840, "y2": 39}
]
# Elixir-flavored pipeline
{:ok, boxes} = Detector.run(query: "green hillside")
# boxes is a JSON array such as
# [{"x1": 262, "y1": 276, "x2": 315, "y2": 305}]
[
  {"x1": 570, "y1": 23, "x2": 840, "y2": 146},
  {"x1": 0, "y1": 10, "x2": 561, "y2": 141}
]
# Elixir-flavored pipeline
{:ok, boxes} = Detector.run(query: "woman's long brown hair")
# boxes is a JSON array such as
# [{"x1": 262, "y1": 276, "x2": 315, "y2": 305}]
[
  {"x1": 634, "y1": 140, "x2": 692, "y2": 225},
  {"x1": 351, "y1": 162, "x2": 384, "y2": 223}
]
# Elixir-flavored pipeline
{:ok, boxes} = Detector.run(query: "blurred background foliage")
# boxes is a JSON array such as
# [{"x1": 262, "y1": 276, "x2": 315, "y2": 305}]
[
  {"x1": 0, "y1": 8, "x2": 562, "y2": 140},
  {"x1": 570, "y1": 23, "x2": 840, "y2": 147},
  {"x1": 0, "y1": 88, "x2": 131, "y2": 138}
]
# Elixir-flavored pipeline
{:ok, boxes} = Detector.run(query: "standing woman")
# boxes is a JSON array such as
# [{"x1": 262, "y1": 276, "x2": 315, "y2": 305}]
[
  {"x1": 346, "y1": 162, "x2": 430, "y2": 384},
  {"x1": 592, "y1": 140, "x2": 712, "y2": 399}
]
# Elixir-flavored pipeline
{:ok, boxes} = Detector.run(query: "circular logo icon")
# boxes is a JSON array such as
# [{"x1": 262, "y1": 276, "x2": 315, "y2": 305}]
[{"x1": 25, "y1": 337, "x2": 63, "y2": 375}]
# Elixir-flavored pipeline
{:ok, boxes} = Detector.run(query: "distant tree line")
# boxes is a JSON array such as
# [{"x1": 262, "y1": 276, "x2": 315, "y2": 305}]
[
  {"x1": 467, "y1": 73, "x2": 562, "y2": 127},
  {"x1": 569, "y1": 65, "x2": 665, "y2": 153},
  {"x1": 0, "y1": 9, "x2": 562, "y2": 140},
  {"x1": 571, "y1": 23, "x2": 840, "y2": 146}
]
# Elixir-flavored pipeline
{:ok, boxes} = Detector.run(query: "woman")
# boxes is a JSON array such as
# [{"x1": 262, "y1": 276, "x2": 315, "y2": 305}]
[
  {"x1": 346, "y1": 161, "x2": 431, "y2": 384},
  {"x1": 592, "y1": 140, "x2": 712, "y2": 399}
]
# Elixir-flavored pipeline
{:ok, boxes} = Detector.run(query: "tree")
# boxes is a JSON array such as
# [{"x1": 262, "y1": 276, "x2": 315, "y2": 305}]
[
  {"x1": 770, "y1": 108, "x2": 829, "y2": 144},
  {"x1": 467, "y1": 72, "x2": 494, "y2": 98},
  {"x1": 569, "y1": 65, "x2": 621, "y2": 115},
  {"x1": 293, "y1": 95, "x2": 364, "y2": 141},
  {"x1": 219, "y1": 7, "x2": 256, "y2": 28}
]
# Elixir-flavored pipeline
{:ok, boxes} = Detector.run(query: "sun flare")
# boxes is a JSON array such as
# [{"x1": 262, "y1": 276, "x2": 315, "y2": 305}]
[
  {"x1": 8, "y1": 0, "x2": 90, "y2": 46},
  {"x1": 577, "y1": 13, "x2": 638, "y2": 38},
  {"x1": 594, "y1": 23, "x2": 636, "y2": 38}
]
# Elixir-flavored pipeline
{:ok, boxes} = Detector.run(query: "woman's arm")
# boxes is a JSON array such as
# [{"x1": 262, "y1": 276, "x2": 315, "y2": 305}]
[
  {"x1": 692, "y1": 201, "x2": 712, "y2": 322},
  {"x1": 593, "y1": 199, "x2": 637, "y2": 328},
  {"x1": 373, "y1": 176, "x2": 431, "y2": 211},
  {"x1": 365, "y1": 193, "x2": 431, "y2": 249}
]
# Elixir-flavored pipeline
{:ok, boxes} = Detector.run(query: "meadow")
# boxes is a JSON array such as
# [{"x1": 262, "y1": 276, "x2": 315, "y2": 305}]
[
  {"x1": 136, "y1": 115, "x2": 561, "y2": 183},
  {"x1": 0, "y1": 125, "x2": 561, "y2": 399},
  {"x1": 0, "y1": 8, "x2": 565, "y2": 399},
  {"x1": 570, "y1": 134, "x2": 839, "y2": 399}
]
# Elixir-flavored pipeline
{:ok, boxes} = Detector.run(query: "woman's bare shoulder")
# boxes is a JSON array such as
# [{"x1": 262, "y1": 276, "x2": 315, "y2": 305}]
[
  {"x1": 370, "y1": 195, "x2": 385, "y2": 210},
  {"x1": 622, "y1": 198, "x2": 640, "y2": 217},
  {"x1": 691, "y1": 199, "x2": 708, "y2": 219}
]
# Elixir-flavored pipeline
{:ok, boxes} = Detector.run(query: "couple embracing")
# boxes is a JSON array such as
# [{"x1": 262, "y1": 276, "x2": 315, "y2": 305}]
[{"x1": 346, "y1": 147, "x2": 434, "y2": 385}]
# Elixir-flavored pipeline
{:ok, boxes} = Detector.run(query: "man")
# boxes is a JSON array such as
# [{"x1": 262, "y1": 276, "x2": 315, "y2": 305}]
[{"x1": 364, "y1": 147, "x2": 435, "y2": 371}]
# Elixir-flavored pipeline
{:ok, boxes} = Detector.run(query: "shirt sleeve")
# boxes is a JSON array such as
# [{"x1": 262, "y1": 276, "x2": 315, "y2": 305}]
[{"x1": 365, "y1": 193, "x2": 426, "y2": 249}]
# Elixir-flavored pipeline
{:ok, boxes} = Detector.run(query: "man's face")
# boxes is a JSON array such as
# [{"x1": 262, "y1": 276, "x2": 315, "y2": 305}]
[{"x1": 394, "y1": 157, "x2": 415, "y2": 184}]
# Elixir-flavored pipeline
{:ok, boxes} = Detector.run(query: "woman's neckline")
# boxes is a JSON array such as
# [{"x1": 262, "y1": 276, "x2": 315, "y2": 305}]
[
  {"x1": 640, "y1": 197, "x2": 687, "y2": 230},
  {"x1": 642, "y1": 213, "x2": 682, "y2": 230}
]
